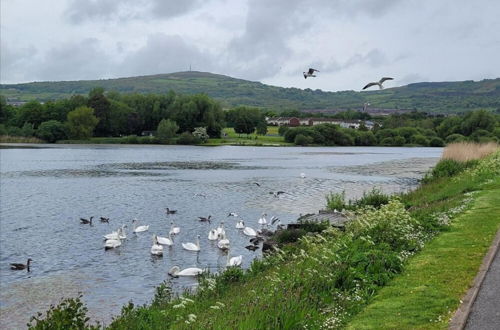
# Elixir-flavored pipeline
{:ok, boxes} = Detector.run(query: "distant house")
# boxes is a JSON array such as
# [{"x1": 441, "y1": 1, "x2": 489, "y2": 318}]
[
  {"x1": 141, "y1": 130, "x2": 156, "y2": 137},
  {"x1": 266, "y1": 117, "x2": 375, "y2": 130}
]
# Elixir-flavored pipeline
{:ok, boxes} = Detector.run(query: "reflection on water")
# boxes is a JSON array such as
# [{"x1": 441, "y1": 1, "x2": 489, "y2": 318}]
[{"x1": 0, "y1": 145, "x2": 440, "y2": 328}]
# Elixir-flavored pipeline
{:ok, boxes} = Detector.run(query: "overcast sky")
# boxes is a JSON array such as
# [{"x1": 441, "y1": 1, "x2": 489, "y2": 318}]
[{"x1": 1, "y1": 0, "x2": 500, "y2": 91}]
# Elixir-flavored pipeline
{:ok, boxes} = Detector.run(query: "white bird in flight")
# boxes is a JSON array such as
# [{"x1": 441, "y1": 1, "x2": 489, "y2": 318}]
[
  {"x1": 362, "y1": 77, "x2": 394, "y2": 90},
  {"x1": 303, "y1": 68, "x2": 319, "y2": 79}
]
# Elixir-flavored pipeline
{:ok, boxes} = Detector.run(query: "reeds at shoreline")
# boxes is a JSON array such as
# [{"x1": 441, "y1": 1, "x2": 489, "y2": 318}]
[{"x1": 442, "y1": 142, "x2": 499, "y2": 162}]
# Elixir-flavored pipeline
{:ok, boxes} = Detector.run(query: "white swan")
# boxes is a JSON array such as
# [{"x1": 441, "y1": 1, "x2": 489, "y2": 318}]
[
  {"x1": 300, "y1": 172, "x2": 306, "y2": 178},
  {"x1": 169, "y1": 221, "x2": 180, "y2": 235},
  {"x1": 182, "y1": 235, "x2": 201, "y2": 252},
  {"x1": 243, "y1": 226, "x2": 257, "y2": 237},
  {"x1": 217, "y1": 232, "x2": 230, "y2": 251},
  {"x1": 258, "y1": 213, "x2": 267, "y2": 225},
  {"x1": 132, "y1": 219, "x2": 149, "y2": 233},
  {"x1": 208, "y1": 229, "x2": 218, "y2": 240},
  {"x1": 235, "y1": 220, "x2": 245, "y2": 229},
  {"x1": 156, "y1": 232, "x2": 173, "y2": 246},
  {"x1": 104, "y1": 226, "x2": 126, "y2": 240},
  {"x1": 168, "y1": 266, "x2": 204, "y2": 277},
  {"x1": 151, "y1": 235, "x2": 164, "y2": 256},
  {"x1": 104, "y1": 237, "x2": 121, "y2": 250},
  {"x1": 216, "y1": 221, "x2": 225, "y2": 236},
  {"x1": 227, "y1": 254, "x2": 242, "y2": 267}
]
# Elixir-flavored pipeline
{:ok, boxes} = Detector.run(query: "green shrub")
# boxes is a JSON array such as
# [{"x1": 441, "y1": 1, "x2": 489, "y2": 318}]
[
  {"x1": 326, "y1": 191, "x2": 346, "y2": 211},
  {"x1": 446, "y1": 133, "x2": 466, "y2": 143},
  {"x1": 278, "y1": 126, "x2": 289, "y2": 136},
  {"x1": 296, "y1": 219, "x2": 330, "y2": 233},
  {"x1": 424, "y1": 159, "x2": 478, "y2": 181},
  {"x1": 28, "y1": 295, "x2": 99, "y2": 330},
  {"x1": 275, "y1": 228, "x2": 307, "y2": 244},
  {"x1": 380, "y1": 137, "x2": 394, "y2": 146},
  {"x1": 177, "y1": 131, "x2": 202, "y2": 145},
  {"x1": 411, "y1": 134, "x2": 429, "y2": 146},
  {"x1": 349, "y1": 187, "x2": 391, "y2": 209},
  {"x1": 294, "y1": 133, "x2": 313, "y2": 145},
  {"x1": 392, "y1": 136, "x2": 406, "y2": 146},
  {"x1": 429, "y1": 137, "x2": 445, "y2": 147}
]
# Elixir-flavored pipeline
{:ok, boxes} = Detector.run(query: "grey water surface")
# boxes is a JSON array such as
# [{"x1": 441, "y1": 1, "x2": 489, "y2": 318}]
[{"x1": 0, "y1": 145, "x2": 441, "y2": 328}]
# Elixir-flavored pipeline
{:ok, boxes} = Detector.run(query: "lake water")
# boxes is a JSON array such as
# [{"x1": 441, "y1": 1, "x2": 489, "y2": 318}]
[{"x1": 0, "y1": 145, "x2": 441, "y2": 328}]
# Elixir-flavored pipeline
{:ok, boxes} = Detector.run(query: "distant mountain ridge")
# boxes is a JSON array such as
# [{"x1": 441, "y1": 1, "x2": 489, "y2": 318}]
[{"x1": 1, "y1": 71, "x2": 499, "y2": 114}]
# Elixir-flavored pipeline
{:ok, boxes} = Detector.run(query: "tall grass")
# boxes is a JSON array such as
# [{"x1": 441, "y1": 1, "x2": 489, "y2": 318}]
[
  {"x1": 0, "y1": 135, "x2": 44, "y2": 143},
  {"x1": 442, "y1": 142, "x2": 499, "y2": 162}
]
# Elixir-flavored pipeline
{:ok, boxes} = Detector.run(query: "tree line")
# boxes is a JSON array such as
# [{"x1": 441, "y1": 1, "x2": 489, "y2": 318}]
[{"x1": 280, "y1": 109, "x2": 499, "y2": 146}]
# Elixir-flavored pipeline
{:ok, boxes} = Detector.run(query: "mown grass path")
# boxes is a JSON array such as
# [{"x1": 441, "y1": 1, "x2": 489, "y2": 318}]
[{"x1": 346, "y1": 179, "x2": 500, "y2": 329}]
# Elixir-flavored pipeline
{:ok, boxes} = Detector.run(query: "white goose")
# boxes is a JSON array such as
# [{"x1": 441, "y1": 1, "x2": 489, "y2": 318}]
[
  {"x1": 104, "y1": 237, "x2": 121, "y2": 250},
  {"x1": 217, "y1": 232, "x2": 230, "y2": 251},
  {"x1": 182, "y1": 235, "x2": 201, "y2": 252},
  {"x1": 208, "y1": 229, "x2": 218, "y2": 240},
  {"x1": 169, "y1": 221, "x2": 180, "y2": 235},
  {"x1": 168, "y1": 266, "x2": 204, "y2": 277},
  {"x1": 156, "y1": 232, "x2": 174, "y2": 246},
  {"x1": 132, "y1": 219, "x2": 149, "y2": 233},
  {"x1": 243, "y1": 226, "x2": 257, "y2": 237},
  {"x1": 235, "y1": 220, "x2": 245, "y2": 229},
  {"x1": 258, "y1": 213, "x2": 267, "y2": 225},
  {"x1": 150, "y1": 235, "x2": 164, "y2": 256},
  {"x1": 227, "y1": 254, "x2": 242, "y2": 267}
]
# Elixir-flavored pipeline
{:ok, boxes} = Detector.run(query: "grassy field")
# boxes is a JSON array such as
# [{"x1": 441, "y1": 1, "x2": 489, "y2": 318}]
[
  {"x1": 346, "y1": 178, "x2": 500, "y2": 329},
  {"x1": 28, "y1": 147, "x2": 500, "y2": 329},
  {"x1": 205, "y1": 126, "x2": 290, "y2": 146}
]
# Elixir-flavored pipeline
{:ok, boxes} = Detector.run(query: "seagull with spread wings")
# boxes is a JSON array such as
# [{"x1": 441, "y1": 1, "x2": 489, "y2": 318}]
[
  {"x1": 362, "y1": 77, "x2": 393, "y2": 90},
  {"x1": 303, "y1": 68, "x2": 319, "y2": 79}
]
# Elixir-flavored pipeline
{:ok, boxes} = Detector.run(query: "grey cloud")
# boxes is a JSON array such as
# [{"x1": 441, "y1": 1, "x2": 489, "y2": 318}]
[
  {"x1": 65, "y1": 0, "x2": 204, "y2": 23},
  {"x1": 344, "y1": 49, "x2": 388, "y2": 68},
  {"x1": 0, "y1": 44, "x2": 38, "y2": 83},
  {"x1": 33, "y1": 38, "x2": 114, "y2": 81},
  {"x1": 151, "y1": 0, "x2": 203, "y2": 18},
  {"x1": 120, "y1": 34, "x2": 214, "y2": 76}
]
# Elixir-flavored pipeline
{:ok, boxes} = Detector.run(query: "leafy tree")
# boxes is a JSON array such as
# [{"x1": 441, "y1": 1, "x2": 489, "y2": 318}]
[
  {"x1": 156, "y1": 119, "x2": 178, "y2": 143},
  {"x1": 67, "y1": 106, "x2": 99, "y2": 139},
  {"x1": 20, "y1": 122, "x2": 35, "y2": 136},
  {"x1": 355, "y1": 131, "x2": 377, "y2": 146},
  {"x1": 36, "y1": 120, "x2": 67, "y2": 142},
  {"x1": 0, "y1": 95, "x2": 15, "y2": 125},
  {"x1": 445, "y1": 133, "x2": 466, "y2": 143},
  {"x1": 192, "y1": 127, "x2": 209, "y2": 142},
  {"x1": 460, "y1": 109, "x2": 496, "y2": 136},
  {"x1": 15, "y1": 101, "x2": 46, "y2": 128},
  {"x1": 392, "y1": 136, "x2": 406, "y2": 146},
  {"x1": 256, "y1": 121, "x2": 268, "y2": 135},
  {"x1": 109, "y1": 100, "x2": 134, "y2": 136},
  {"x1": 88, "y1": 87, "x2": 111, "y2": 136}
]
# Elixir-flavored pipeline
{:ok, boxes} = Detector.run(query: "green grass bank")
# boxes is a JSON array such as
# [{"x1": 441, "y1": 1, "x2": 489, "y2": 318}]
[{"x1": 28, "y1": 150, "x2": 500, "y2": 329}]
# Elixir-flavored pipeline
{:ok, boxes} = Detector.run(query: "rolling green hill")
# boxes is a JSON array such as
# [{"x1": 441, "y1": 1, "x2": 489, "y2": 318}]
[{"x1": 1, "y1": 71, "x2": 499, "y2": 114}]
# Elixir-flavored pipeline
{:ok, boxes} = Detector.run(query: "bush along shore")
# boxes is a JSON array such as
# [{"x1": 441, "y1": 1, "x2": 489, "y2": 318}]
[{"x1": 28, "y1": 143, "x2": 499, "y2": 329}]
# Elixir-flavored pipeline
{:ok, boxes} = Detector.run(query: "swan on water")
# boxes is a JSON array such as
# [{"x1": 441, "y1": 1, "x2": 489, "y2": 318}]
[
  {"x1": 182, "y1": 235, "x2": 201, "y2": 252},
  {"x1": 243, "y1": 226, "x2": 257, "y2": 237},
  {"x1": 258, "y1": 213, "x2": 267, "y2": 225},
  {"x1": 80, "y1": 216, "x2": 93, "y2": 225},
  {"x1": 156, "y1": 232, "x2": 173, "y2": 246},
  {"x1": 300, "y1": 172, "x2": 306, "y2": 178},
  {"x1": 235, "y1": 220, "x2": 245, "y2": 229},
  {"x1": 168, "y1": 266, "x2": 204, "y2": 277},
  {"x1": 227, "y1": 254, "x2": 242, "y2": 267},
  {"x1": 208, "y1": 229, "x2": 218, "y2": 240},
  {"x1": 216, "y1": 221, "x2": 225, "y2": 236},
  {"x1": 105, "y1": 237, "x2": 121, "y2": 250},
  {"x1": 104, "y1": 225, "x2": 127, "y2": 240},
  {"x1": 10, "y1": 258, "x2": 32, "y2": 271},
  {"x1": 217, "y1": 232, "x2": 230, "y2": 251},
  {"x1": 169, "y1": 221, "x2": 180, "y2": 235},
  {"x1": 132, "y1": 219, "x2": 149, "y2": 233},
  {"x1": 151, "y1": 235, "x2": 164, "y2": 256}
]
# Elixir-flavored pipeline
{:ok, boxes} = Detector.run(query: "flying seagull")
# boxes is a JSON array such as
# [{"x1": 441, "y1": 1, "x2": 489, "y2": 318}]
[
  {"x1": 362, "y1": 77, "x2": 393, "y2": 90},
  {"x1": 303, "y1": 68, "x2": 319, "y2": 79},
  {"x1": 269, "y1": 191, "x2": 286, "y2": 198}
]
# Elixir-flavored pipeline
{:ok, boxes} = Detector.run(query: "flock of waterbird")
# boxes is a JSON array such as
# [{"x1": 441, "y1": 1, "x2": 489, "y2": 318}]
[
  {"x1": 303, "y1": 67, "x2": 394, "y2": 90},
  {"x1": 9, "y1": 178, "x2": 294, "y2": 274},
  {"x1": 89, "y1": 209, "x2": 283, "y2": 277}
]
